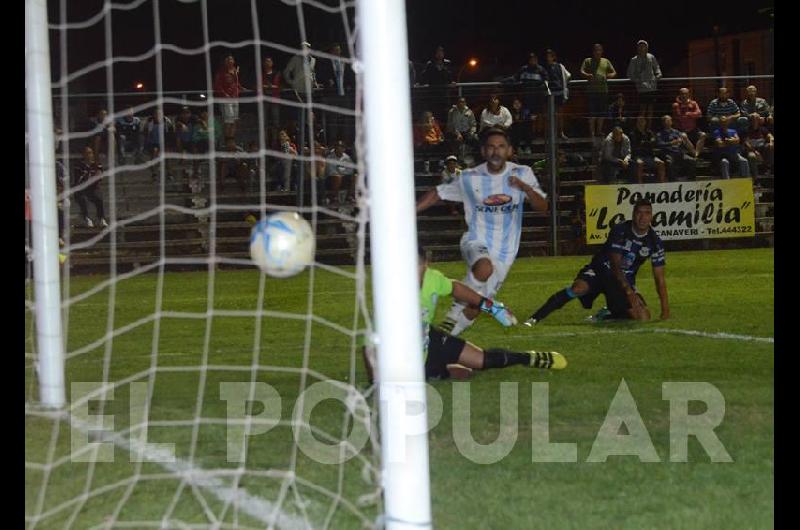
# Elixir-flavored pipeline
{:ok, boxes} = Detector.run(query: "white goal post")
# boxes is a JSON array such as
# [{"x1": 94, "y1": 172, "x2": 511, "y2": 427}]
[
  {"x1": 358, "y1": 1, "x2": 433, "y2": 529},
  {"x1": 25, "y1": 0, "x2": 433, "y2": 527},
  {"x1": 26, "y1": 0, "x2": 66, "y2": 409}
]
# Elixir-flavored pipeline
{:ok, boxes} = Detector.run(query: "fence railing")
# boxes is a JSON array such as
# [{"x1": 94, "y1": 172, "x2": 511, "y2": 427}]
[{"x1": 44, "y1": 74, "x2": 775, "y2": 255}]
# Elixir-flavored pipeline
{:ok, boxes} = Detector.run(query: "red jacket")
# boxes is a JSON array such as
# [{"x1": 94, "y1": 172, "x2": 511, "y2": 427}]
[
  {"x1": 672, "y1": 98, "x2": 702, "y2": 132},
  {"x1": 214, "y1": 68, "x2": 242, "y2": 99}
]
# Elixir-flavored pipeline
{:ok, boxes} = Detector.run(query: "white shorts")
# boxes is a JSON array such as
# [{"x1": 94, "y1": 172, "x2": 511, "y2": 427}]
[
  {"x1": 459, "y1": 235, "x2": 512, "y2": 300},
  {"x1": 221, "y1": 102, "x2": 239, "y2": 124}
]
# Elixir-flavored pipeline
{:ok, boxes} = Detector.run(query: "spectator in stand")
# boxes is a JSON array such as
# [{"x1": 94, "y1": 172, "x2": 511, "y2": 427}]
[
  {"x1": 315, "y1": 42, "x2": 351, "y2": 144},
  {"x1": 216, "y1": 137, "x2": 249, "y2": 192},
  {"x1": 190, "y1": 108, "x2": 221, "y2": 179},
  {"x1": 213, "y1": 54, "x2": 247, "y2": 143},
  {"x1": 656, "y1": 115, "x2": 697, "y2": 180},
  {"x1": 283, "y1": 41, "x2": 319, "y2": 100},
  {"x1": 259, "y1": 56, "x2": 282, "y2": 147},
  {"x1": 277, "y1": 129, "x2": 298, "y2": 191},
  {"x1": 316, "y1": 42, "x2": 347, "y2": 97},
  {"x1": 414, "y1": 111, "x2": 445, "y2": 152},
  {"x1": 87, "y1": 109, "x2": 116, "y2": 162},
  {"x1": 740, "y1": 85, "x2": 773, "y2": 130},
  {"x1": 543, "y1": 49, "x2": 571, "y2": 139},
  {"x1": 324, "y1": 140, "x2": 356, "y2": 205},
  {"x1": 672, "y1": 87, "x2": 706, "y2": 158},
  {"x1": 479, "y1": 94, "x2": 513, "y2": 132},
  {"x1": 707, "y1": 87, "x2": 741, "y2": 132},
  {"x1": 711, "y1": 116, "x2": 749, "y2": 179},
  {"x1": 608, "y1": 92, "x2": 632, "y2": 133},
  {"x1": 599, "y1": 126, "x2": 631, "y2": 183},
  {"x1": 174, "y1": 106, "x2": 194, "y2": 175},
  {"x1": 73, "y1": 146, "x2": 108, "y2": 228},
  {"x1": 440, "y1": 155, "x2": 462, "y2": 215},
  {"x1": 115, "y1": 106, "x2": 142, "y2": 162},
  {"x1": 143, "y1": 108, "x2": 175, "y2": 182},
  {"x1": 509, "y1": 97, "x2": 532, "y2": 153},
  {"x1": 628, "y1": 116, "x2": 665, "y2": 183},
  {"x1": 421, "y1": 45, "x2": 454, "y2": 86},
  {"x1": 580, "y1": 43, "x2": 617, "y2": 142},
  {"x1": 626, "y1": 40, "x2": 662, "y2": 128},
  {"x1": 741, "y1": 115, "x2": 774, "y2": 178},
  {"x1": 441, "y1": 154, "x2": 462, "y2": 184},
  {"x1": 446, "y1": 97, "x2": 478, "y2": 159},
  {"x1": 421, "y1": 45, "x2": 456, "y2": 118},
  {"x1": 514, "y1": 52, "x2": 549, "y2": 129}
]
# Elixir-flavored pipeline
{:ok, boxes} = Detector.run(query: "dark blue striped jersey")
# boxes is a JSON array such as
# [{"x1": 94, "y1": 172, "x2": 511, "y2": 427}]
[{"x1": 591, "y1": 220, "x2": 665, "y2": 283}]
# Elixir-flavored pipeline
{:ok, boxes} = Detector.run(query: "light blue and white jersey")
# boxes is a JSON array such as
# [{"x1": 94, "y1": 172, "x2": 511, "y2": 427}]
[{"x1": 436, "y1": 161, "x2": 545, "y2": 266}]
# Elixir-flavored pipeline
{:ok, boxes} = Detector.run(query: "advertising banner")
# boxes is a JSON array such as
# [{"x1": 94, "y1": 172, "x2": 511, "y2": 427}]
[{"x1": 585, "y1": 179, "x2": 756, "y2": 243}]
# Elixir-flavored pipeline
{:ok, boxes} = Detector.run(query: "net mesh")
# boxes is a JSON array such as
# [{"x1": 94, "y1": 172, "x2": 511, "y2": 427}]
[{"x1": 25, "y1": 1, "x2": 383, "y2": 528}]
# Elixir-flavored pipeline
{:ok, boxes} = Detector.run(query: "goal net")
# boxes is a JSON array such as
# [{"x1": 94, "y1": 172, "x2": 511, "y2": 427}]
[{"x1": 25, "y1": 1, "x2": 428, "y2": 528}]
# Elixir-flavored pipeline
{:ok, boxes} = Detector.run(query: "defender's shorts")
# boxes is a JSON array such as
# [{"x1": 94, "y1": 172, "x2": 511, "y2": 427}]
[{"x1": 575, "y1": 264, "x2": 647, "y2": 319}]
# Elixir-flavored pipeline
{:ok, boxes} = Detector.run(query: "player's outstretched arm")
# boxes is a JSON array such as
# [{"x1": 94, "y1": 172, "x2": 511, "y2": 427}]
[
  {"x1": 653, "y1": 265, "x2": 670, "y2": 320},
  {"x1": 452, "y1": 281, "x2": 517, "y2": 326},
  {"x1": 416, "y1": 188, "x2": 442, "y2": 213}
]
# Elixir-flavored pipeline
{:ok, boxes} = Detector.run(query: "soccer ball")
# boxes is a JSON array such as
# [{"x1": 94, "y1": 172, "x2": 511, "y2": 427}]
[{"x1": 249, "y1": 211, "x2": 315, "y2": 277}]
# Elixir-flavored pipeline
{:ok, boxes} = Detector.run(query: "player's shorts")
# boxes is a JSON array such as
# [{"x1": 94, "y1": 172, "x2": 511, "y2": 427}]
[
  {"x1": 221, "y1": 102, "x2": 239, "y2": 124},
  {"x1": 460, "y1": 235, "x2": 512, "y2": 300},
  {"x1": 425, "y1": 327, "x2": 466, "y2": 379},
  {"x1": 575, "y1": 264, "x2": 647, "y2": 319}
]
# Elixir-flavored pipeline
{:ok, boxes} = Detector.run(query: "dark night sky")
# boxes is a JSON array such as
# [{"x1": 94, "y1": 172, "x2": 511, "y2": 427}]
[{"x1": 47, "y1": 0, "x2": 773, "y2": 95}]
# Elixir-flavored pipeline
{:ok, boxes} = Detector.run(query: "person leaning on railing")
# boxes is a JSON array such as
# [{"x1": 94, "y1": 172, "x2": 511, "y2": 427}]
[
  {"x1": 542, "y1": 48, "x2": 571, "y2": 139},
  {"x1": 580, "y1": 43, "x2": 617, "y2": 142}
]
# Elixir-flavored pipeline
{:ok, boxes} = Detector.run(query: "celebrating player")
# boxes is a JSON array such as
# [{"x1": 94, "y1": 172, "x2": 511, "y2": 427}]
[
  {"x1": 416, "y1": 127, "x2": 549, "y2": 336},
  {"x1": 525, "y1": 199, "x2": 669, "y2": 325},
  {"x1": 364, "y1": 247, "x2": 566, "y2": 382}
]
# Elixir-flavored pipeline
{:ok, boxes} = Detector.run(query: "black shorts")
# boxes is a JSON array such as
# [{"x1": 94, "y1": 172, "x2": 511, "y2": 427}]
[
  {"x1": 575, "y1": 264, "x2": 647, "y2": 319},
  {"x1": 426, "y1": 327, "x2": 465, "y2": 379}
]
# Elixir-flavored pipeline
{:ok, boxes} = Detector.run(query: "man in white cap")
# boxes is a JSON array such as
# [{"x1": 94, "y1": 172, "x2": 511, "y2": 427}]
[
  {"x1": 626, "y1": 40, "x2": 662, "y2": 129},
  {"x1": 283, "y1": 41, "x2": 319, "y2": 101}
]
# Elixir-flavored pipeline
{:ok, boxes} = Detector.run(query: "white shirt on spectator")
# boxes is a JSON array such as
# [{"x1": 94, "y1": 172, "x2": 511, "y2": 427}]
[
  {"x1": 480, "y1": 106, "x2": 513, "y2": 131},
  {"x1": 325, "y1": 151, "x2": 355, "y2": 177}
]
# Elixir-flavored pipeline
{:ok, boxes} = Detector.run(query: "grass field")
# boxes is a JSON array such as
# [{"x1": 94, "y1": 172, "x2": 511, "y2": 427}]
[{"x1": 25, "y1": 247, "x2": 774, "y2": 529}]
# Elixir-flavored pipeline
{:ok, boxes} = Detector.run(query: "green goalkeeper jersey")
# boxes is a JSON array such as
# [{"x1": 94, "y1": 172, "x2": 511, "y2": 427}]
[{"x1": 420, "y1": 267, "x2": 453, "y2": 358}]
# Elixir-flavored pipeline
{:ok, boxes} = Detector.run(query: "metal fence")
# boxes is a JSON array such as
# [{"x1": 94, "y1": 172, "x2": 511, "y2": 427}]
[{"x1": 46, "y1": 74, "x2": 774, "y2": 255}]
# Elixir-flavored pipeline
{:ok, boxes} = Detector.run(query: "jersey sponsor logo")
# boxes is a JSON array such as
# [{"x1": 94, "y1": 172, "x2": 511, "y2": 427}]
[{"x1": 483, "y1": 194, "x2": 513, "y2": 206}]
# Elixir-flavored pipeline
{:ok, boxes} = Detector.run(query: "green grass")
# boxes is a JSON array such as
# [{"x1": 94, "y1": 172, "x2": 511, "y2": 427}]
[{"x1": 25, "y1": 248, "x2": 773, "y2": 529}]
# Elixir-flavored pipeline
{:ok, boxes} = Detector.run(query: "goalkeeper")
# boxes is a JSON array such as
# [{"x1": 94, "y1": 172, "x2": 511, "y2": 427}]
[{"x1": 395, "y1": 246, "x2": 566, "y2": 380}]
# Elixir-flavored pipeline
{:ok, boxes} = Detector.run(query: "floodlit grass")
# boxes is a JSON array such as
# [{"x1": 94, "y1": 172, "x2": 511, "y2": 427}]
[{"x1": 25, "y1": 248, "x2": 773, "y2": 529}]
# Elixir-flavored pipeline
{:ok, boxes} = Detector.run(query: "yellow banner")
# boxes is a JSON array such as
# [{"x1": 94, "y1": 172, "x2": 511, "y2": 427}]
[{"x1": 585, "y1": 179, "x2": 756, "y2": 243}]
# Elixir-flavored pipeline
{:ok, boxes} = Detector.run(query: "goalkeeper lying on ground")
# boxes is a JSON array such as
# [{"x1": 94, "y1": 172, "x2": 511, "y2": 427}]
[{"x1": 365, "y1": 247, "x2": 566, "y2": 382}]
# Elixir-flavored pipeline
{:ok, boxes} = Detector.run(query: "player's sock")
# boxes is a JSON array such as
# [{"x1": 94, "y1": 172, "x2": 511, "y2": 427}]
[
  {"x1": 483, "y1": 348, "x2": 531, "y2": 369},
  {"x1": 441, "y1": 302, "x2": 475, "y2": 336},
  {"x1": 448, "y1": 310, "x2": 476, "y2": 336},
  {"x1": 530, "y1": 288, "x2": 577, "y2": 322}
]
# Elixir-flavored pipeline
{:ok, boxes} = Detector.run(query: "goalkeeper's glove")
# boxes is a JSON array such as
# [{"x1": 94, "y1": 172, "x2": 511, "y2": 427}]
[{"x1": 479, "y1": 298, "x2": 517, "y2": 327}]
